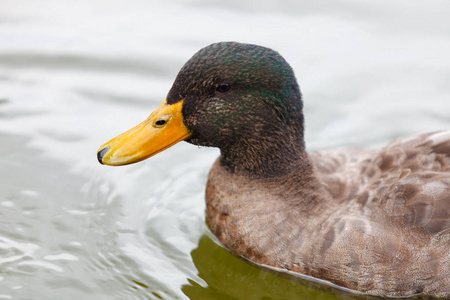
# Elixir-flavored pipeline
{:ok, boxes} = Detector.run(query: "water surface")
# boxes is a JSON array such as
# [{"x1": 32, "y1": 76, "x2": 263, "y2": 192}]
[{"x1": 1, "y1": 1, "x2": 449, "y2": 299}]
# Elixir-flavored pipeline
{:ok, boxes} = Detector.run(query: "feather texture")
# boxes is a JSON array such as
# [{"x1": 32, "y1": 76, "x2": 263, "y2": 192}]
[{"x1": 207, "y1": 131, "x2": 450, "y2": 298}]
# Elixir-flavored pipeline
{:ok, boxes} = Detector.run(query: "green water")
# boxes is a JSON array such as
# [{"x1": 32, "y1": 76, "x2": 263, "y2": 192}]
[
  {"x1": 182, "y1": 235, "x2": 344, "y2": 300},
  {"x1": 1, "y1": 0, "x2": 449, "y2": 299}
]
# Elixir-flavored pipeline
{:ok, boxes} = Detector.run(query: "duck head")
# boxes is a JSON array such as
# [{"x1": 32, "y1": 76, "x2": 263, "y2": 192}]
[{"x1": 98, "y1": 42, "x2": 305, "y2": 175}]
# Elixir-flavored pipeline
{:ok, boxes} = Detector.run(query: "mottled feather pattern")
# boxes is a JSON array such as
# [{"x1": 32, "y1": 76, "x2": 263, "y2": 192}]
[
  {"x1": 207, "y1": 131, "x2": 450, "y2": 298},
  {"x1": 146, "y1": 42, "x2": 450, "y2": 298},
  {"x1": 313, "y1": 131, "x2": 450, "y2": 234},
  {"x1": 98, "y1": 41, "x2": 449, "y2": 298}
]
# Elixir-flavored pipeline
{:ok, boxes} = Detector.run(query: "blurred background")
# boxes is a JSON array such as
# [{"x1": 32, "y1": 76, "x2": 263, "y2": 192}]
[{"x1": 0, "y1": 0, "x2": 449, "y2": 299}]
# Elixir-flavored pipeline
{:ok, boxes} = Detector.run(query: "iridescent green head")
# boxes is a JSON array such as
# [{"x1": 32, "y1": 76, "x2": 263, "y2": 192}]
[
  {"x1": 167, "y1": 42, "x2": 304, "y2": 156},
  {"x1": 98, "y1": 42, "x2": 306, "y2": 176}
]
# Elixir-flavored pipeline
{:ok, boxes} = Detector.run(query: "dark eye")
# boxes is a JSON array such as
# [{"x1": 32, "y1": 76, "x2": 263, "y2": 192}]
[{"x1": 216, "y1": 83, "x2": 231, "y2": 93}]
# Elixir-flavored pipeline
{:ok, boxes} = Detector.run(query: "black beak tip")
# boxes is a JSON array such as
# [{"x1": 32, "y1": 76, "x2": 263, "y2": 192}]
[{"x1": 97, "y1": 147, "x2": 108, "y2": 165}]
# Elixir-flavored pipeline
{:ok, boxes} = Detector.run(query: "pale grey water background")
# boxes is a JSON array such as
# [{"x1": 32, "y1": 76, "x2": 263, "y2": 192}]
[{"x1": 0, "y1": 1, "x2": 449, "y2": 299}]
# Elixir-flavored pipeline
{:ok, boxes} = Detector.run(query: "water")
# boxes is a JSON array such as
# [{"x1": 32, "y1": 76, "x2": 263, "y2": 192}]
[{"x1": 1, "y1": 0, "x2": 449, "y2": 299}]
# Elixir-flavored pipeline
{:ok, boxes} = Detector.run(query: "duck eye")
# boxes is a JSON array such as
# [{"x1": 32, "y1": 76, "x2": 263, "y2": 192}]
[{"x1": 216, "y1": 83, "x2": 231, "y2": 93}]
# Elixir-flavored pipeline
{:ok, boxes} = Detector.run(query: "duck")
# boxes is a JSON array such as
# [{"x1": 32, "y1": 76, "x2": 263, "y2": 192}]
[{"x1": 97, "y1": 42, "x2": 450, "y2": 298}]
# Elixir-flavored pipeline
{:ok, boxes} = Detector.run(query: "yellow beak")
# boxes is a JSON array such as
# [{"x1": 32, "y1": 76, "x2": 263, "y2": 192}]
[{"x1": 97, "y1": 99, "x2": 191, "y2": 166}]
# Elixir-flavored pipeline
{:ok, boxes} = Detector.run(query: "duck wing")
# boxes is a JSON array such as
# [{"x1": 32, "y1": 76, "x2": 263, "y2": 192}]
[
  {"x1": 375, "y1": 131, "x2": 450, "y2": 234},
  {"x1": 312, "y1": 131, "x2": 450, "y2": 234}
]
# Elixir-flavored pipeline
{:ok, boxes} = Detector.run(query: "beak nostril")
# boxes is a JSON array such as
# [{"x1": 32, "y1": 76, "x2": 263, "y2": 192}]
[
  {"x1": 97, "y1": 147, "x2": 109, "y2": 164},
  {"x1": 154, "y1": 119, "x2": 167, "y2": 127},
  {"x1": 153, "y1": 115, "x2": 171, "y2": 128}
]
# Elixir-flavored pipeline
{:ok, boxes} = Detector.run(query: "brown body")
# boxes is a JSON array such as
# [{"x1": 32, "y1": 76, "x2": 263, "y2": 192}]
[
  {"x1": 206, "y1": 132, "x2": 450, "y2": 298},
  {"x1": 98, "y1": 43, "x2": 450, "y2": 298}
]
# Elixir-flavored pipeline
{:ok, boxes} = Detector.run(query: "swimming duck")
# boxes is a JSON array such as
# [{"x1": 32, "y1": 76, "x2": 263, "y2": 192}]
[{"x1": 97, "y1": 42, "x2": 450, "y2": 298}]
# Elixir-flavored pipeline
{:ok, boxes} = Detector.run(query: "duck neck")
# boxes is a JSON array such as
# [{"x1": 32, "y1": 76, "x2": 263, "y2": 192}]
[
  {"x1": 207, "y1": 135, "x2": 333, "y2": 267},
  {"x1": 219, "y1": 129, "x2": 312, "y2": 179}
]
